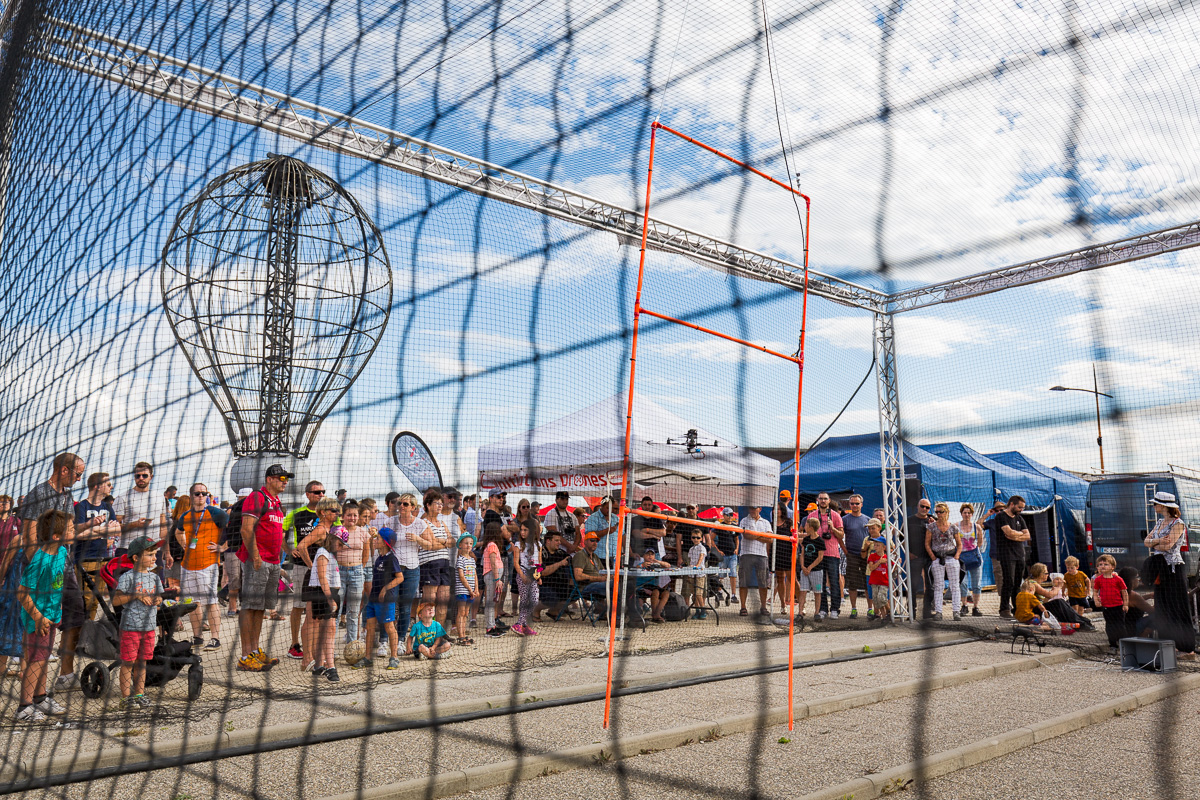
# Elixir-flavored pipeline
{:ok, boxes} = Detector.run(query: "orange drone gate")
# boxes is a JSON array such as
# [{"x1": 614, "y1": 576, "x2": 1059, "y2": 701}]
[{"x1": 603, "y1": 121, "x2": 812, "y2": 730}]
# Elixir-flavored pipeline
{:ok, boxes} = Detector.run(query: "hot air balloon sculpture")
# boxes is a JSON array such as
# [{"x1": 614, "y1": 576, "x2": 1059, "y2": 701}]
[{"x1": 161, "y1": 154, "x2": 392, "y2": 495}]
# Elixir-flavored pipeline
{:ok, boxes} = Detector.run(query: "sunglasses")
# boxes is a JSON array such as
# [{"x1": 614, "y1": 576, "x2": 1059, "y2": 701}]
[
  {"x1": 308, "y1": 490, "x2": 325, "y2": 496},
  {"x1": 399, "y1": 501, "x2": 412, "y2": 507},
  {"x1": 192, "y1": 491, "x2": 209, "y2": 497},
  {"x1": 134, "y1": 473, "x2": 151, "y2": 479},
  {"x1": 278, "y1": 477, "x2": 290, "y2": 485}
]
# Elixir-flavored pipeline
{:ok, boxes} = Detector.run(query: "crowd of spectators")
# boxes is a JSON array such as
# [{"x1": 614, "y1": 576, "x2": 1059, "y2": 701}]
[{"x1": 2, "y1": 455, "x2": 1195, "y2": 724}]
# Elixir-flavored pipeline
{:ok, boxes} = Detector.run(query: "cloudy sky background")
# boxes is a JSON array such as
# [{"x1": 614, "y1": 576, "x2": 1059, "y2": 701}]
[{"x1": 2, "y1": 0, "x2": 1199, "y2": 497}]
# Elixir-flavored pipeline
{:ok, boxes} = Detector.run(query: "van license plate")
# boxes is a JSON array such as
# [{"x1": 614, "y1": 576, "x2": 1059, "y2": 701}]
[{"x1": 1098, "y1": 547, "x2": 1127, "y2": 555}]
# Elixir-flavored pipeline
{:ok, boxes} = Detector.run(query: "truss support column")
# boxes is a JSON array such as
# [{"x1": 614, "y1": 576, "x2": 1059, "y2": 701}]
[{"x1": 874, "y1": 310, "x2": 913, "y2": 622}]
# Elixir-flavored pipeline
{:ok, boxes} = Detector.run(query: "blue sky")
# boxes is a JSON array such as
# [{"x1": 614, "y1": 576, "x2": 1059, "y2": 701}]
[{"x1": 3, "y1": 0, "x2": 1200, "y2": 498}]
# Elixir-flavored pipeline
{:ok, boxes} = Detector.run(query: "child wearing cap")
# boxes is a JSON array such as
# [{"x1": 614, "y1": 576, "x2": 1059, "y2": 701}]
[
  {"x1": 453, "y1": 535, "x2": 479, "y2": 645},
  {"x1": 112, "y1": 535, "x2": 164, "y2": 710},
  {"x1": 866, "y1": 528, "x2": 890, "y2": 621},
  {"x1": 359, "y1": 527, "x2": 403, "y2": 669}
]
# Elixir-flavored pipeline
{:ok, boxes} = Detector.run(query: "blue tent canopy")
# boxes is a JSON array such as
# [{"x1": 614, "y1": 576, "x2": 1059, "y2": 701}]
[
  {"x1": 924, "y1": 442, "x2": 1056, "y2": 508},
  {"x1": 779, "y1": 433, "x2": 994, "y2": 513},
  {"x1": 986, "y1": 450, "x2": 1090, "y2": 568}
]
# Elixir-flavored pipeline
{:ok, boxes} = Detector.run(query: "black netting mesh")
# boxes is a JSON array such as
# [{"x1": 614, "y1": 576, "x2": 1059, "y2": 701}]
[{"x1": 1, "y1": 0, "x2": 1198, "y2": 797}]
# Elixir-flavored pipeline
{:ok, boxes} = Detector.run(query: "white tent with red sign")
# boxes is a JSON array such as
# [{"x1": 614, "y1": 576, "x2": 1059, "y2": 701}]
[{"x1": 477, "y1": 393, "x2": 779, "y2": 507}]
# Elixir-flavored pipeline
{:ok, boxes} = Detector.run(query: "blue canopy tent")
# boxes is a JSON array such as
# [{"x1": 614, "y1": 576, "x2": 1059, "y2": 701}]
[
  {"x1": 779, "y1": 434, "x2": 994, "y2": 514},
  {"x1": 925, "y1": 442, "x2": 1059, "y2": 581},
  {"x1": 986, "y1": 451, "x2": 1090, "y2": 569}
]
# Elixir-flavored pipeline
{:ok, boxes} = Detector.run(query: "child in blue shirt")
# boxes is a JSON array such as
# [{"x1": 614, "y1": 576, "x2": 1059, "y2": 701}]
[
  {"x1": 359, "y1": 528, "x2": 404, "y2": 669},
  {"x1": 15, "y1": 509, "x2": 71, "y2": 722},
  {"x1": 406, "y1": 602, "x2": 451, "y2": 660}
]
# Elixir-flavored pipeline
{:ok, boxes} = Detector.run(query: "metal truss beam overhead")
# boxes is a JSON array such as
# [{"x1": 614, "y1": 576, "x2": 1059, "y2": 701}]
[
  {"x1": 888, "y1": 220, "x2": 1200, "y2": 313},
  {"x1": 32, "y1": 17, "x2": 884, "y2": 313}
]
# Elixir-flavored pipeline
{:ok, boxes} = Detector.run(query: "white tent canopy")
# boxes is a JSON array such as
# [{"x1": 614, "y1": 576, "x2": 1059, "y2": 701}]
[{"x1": 477, "y1": 393, "x2": 779, "y2": 507}]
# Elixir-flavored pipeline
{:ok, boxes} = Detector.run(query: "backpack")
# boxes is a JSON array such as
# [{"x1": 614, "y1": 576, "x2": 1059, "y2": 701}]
[{"x1": 662, "y1": 592, "x2": 689, "y2": 622}]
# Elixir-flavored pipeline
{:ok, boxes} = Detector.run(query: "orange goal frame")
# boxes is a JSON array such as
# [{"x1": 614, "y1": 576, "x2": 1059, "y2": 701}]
[{"x1": 603, "y1": 121, "x2": 811, "y2": 729}]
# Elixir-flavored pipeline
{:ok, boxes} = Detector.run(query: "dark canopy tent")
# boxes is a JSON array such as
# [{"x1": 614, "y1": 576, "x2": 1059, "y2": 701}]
[{"x1": 986, "y1": 451, "x2": 1091, "y2": 569}]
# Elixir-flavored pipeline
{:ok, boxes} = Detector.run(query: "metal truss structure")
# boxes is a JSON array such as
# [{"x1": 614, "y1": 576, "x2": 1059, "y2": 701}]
[
  {"x1": 22, "y1": 14, "x2": 1200, "y2": 621},
  {"x1": 873, "y1": 312, "x2": 912, "y2": 620}
]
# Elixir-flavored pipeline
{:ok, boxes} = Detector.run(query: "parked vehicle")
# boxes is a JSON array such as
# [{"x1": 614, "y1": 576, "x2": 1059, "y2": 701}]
[{"x1": 1086, "y1": 472, "x2": 1200, "y2": 577}]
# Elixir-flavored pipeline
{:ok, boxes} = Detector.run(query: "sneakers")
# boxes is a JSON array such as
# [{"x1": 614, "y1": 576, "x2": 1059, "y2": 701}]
[
  {"x1": 237, "y1": 654, "x2": 268, "y2": 672},
  {"x1": 510, "y1": 623, "x2": 528, "y2": 636},
  {"x1": 325, "y1": 668, "x2": 341, "y2": 683},
  {"x1": 205, "y1": 638, "x2": 221, "y2": 650},
  {"x1": 999, "y1": 609, "x2": 1013, "y2": 619},
  {"x1": 696, "y1": 611, "x2": 708, "y2": 621},
  {"x1": 191, "y1": 636, "x2": 205, "y2": 647},
  {"x1": 15, "y1": 704, "x2": 46, "y2": 723},
  {"x1": 960, "y1": 605, "x2": 970, "y2": 616},
  {"x1": 53, "y1": 672, "x2": 80, "y2": 692},
  {"x1": 952, "y1": 611, "x2": 962, "y2": 621},
  {"x1": 253, "y1": 648, "x2": 279, "y2": 667},
  {"x1": 972, "y1": 607, "x2": 984, "y2": 617},
  {"x1": 353, "y1": 658, "x2": 373, "y2": 670},
  {"x1": 376, "y1": 642, "x2": 388, "y2": 657},
  {"x1": 387, "y1": 657, "x2": 401, "y2": 670},
  {"x1": 469, "y1": 618, "x2": 478, "y2": 628},
  {"x1": 485, "y1": 627, "x2": 505, "y2": 638},
  {"x1": 849, "y1": 609, "x2": 858, "y2": 619},
  {"x1": 287, "y1": 644, "x2": 304, "y2": 660},
  {"x1": 815, "y1": 611, "x2": 827, "y2": 620},
  {"x1": 36, "y1": 696, "x2": 66, "y2": 716},
  {"x1": 829, "y1": 610, "x2": 839, "y2": 620},
  {"x1": 932, "y1": 612, "x2": 944, "y2": 621},
  {"x1": 119, "y1": 694, "x2": 149, "y2": 711}
]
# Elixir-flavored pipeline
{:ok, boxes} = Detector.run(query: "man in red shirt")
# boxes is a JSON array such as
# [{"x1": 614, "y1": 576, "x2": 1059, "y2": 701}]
[{"x1": 236, "y1": 464, "x2": 292, "y2": 672}]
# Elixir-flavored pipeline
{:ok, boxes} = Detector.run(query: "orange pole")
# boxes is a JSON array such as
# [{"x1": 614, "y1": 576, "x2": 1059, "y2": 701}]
[
  {"x1": 604, "y1": 122, "x2": 659, "y2": 729},
  {"x1": 627, "y1": 507, "x2": 795, "y2": 541},
  {"x1": 639, "y1": 307, "x2": 801, "y2": 363},
  {"x1": 786, "y1": 195, "x2": 812, "y2": 730},
  {"x1": 655, "y1": 122, "x2": 811, "y2": 204}
]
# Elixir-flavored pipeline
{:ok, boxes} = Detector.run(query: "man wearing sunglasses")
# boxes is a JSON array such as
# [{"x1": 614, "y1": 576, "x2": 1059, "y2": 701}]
[
  {"x1": 171, "y1": 483, "x2": 227, "y2": 651},
  {"x1": 113, "y1": 462, "x2": 168, "y2": 563},
  {"x1": 235, "y1": 463, "x2": 292, "y2": 672},
  {"x1": 906, "y1": 499, "x2": 935, "y2": 619}
]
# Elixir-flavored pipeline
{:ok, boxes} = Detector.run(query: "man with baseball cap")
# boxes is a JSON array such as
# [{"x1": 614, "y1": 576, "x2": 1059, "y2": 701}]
[
  {"x1": 710, "y1": 507, "x2": 739, "y2": 604},
  {"x1": 584, "y1": 495, "x2": 618, "y2": 557},
  {"x1": 235, "y1": 463, "x2": 292, "y2": 671},
  {"x1": 543, "y1": 490, "x2": 578, "y2": 553}
]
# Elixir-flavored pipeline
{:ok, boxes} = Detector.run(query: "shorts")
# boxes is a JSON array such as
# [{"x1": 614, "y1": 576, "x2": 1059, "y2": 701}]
[
  {"x1": 181, "y1": 564, "x2": 220, "y2": 606},
  {"x1": 721, "y1": 554, "x2": 738, "y2": 574},
  {"x1": 681, "y1": 576, "x2": 704, "y2": 598},
  {"x1": 540, "y1": 583, "x2": 568, "y2": 605},
  {"x1": 455, "y1": 593, "x2": 473, "y2": 603},
  {"x1": 363, "y1": 601, "x2": 396, "y2": 624},
  {"x1": 738, "y1": 554, "x2": 769, "y2": 589},
  {"x1": 240, "y1": 561, "x2": 282, "y2": 611},
  {"x1": 22, "y1": 624, "x2": 59, "y2": 663},
  {"x1": 77, "y1": 560, "x2": 106, "y2": 621},
  {"x1": 419, "y1": 560, "x2": 452, "y2": 587},
  {"x1": 798, "y1": 568, "x2": 824, "y2": 593},
  {"x1": 223, "y1": 553, "x2": 243, "y2": 593},
  {"x1": 119, "y1": 629, "x2": 156, "y2": 662},
  {"x1": 282, "y1": 563, "x2": 308, "y2": 612},
  {"x1": 310, "y1": 594, "x2": 338, "y2": 620},
  {"x1": 60, "y1": 566, "x2": 85, "y2": 630},
  {"x1": 843, "y1": 551, "x2": 868, "y2": 592},
  {"x1": 870, "y1": 584, "x2": 891, "y2": 608}
]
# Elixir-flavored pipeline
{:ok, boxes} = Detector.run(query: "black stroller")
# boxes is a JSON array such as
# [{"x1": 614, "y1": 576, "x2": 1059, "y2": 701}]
[{"x1": 76, "y1": 557, "x2": 204, "y2": 701}]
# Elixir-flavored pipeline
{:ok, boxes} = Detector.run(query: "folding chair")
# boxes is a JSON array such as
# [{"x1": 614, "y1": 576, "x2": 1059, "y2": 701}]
[{"x1": 554, "y1": 571, "x2": 601, "y2": 627}]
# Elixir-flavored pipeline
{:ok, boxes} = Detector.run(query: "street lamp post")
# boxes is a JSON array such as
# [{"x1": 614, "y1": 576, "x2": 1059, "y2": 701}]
[{"x1": 1050, "y1": 364, "x2": 1113, "y2": 472}]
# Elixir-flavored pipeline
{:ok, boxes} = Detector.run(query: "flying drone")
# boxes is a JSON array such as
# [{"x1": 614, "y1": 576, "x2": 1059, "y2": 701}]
[{"x1": 648, "y1": 429, "x2": 736, "y2": 459}]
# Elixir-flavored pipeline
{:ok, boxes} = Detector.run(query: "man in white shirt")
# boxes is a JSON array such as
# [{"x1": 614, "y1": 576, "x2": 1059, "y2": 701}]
[
  {"x1": 113, "y1": 461, "x2": 169, "y2": 570},
  {"x1": 543, "y1": 491, "x2": 580, "y2": 553},
  {"x1": 738, "y1": 505, "x2": 772, "y2": 617}
]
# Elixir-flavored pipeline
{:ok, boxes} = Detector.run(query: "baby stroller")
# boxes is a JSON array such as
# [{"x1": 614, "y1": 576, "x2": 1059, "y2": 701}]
[{"x1": 76, "y1": 551, "x2": 204, "y2": 701}]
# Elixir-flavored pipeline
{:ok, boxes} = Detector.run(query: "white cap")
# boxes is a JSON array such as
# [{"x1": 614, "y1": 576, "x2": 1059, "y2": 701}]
[{"x1": 237, "y1": 487, "x2": 253, "y2": 498}]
